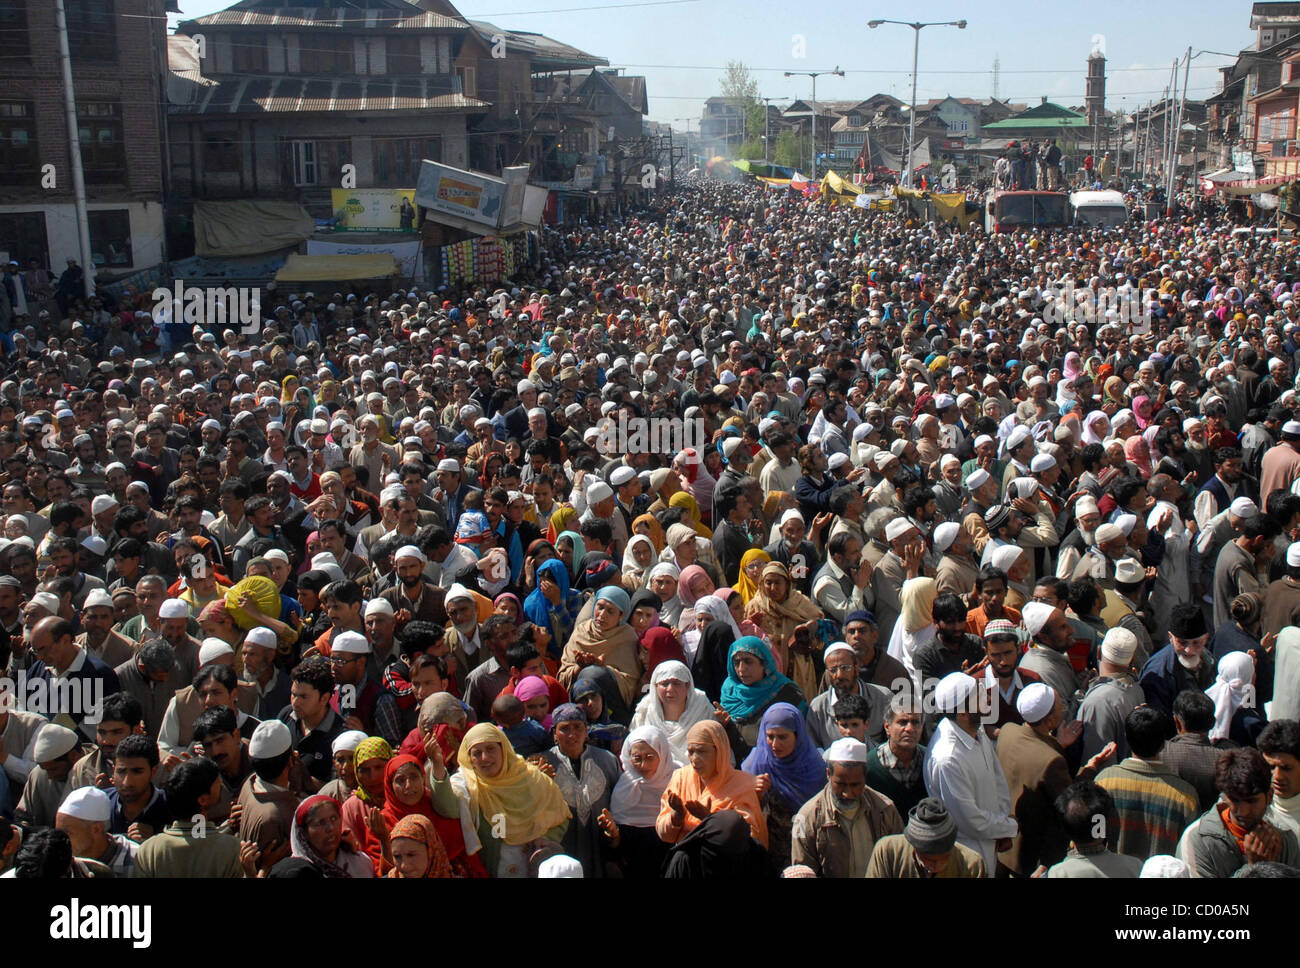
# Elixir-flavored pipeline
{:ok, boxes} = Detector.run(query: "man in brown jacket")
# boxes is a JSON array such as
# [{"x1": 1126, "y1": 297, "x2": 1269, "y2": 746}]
[
  {"x1": 996, "y1": 683, "x2": 1116, "y2": 876},
  {"x1": 791, "y1": 737, "x2": 903, "y2": 878},
  {"x1": 234, "y1": 720, "x2": 302, "y2": 854}
]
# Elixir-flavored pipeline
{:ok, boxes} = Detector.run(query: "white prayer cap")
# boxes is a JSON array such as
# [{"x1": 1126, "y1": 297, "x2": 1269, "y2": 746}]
[
  {"x1": 974, "y1": 434, "x2": 994, "y2": 449},
  {"x1": 874, "y1": 450, "x2": 899, "y2": 469},
  {"x1": 30, "y1": 592, "x2": 61, "y2": 614},
  {"x1": 940, "y1": 453, "x2": 961, "y2": 468},
  {"x1": 1016, "y1": 683, "x2": 1056, "y2": 724},
  {"x1": 885, "y1": 518, "x2": 916, "y2": 542},
  {"x1": 332, "y1": 730, "x2": 369, "y2": 755},
  {"x1": 91, "y1": 494, "x2": 119, "y2": 515},
  {"x1": 58, "y1": 786, "x2": 113, "y2": 823},
  {"x1": 933, "y1": 672, "x2": 979, "y2": 714},
  {"x1": 245, "y1": 626, "x2": 277, "y2": 649},
  {"x1": 1140, "y1": 855, "x2": 1190, "y2": 878},
  {"x1": 932, "y1": 522, "x2": 960, "y2": 554},
  {"x1": 1030, "y1": 453, "x2": 1056, "y2": 473},
  {"x1": 1288, "y1": 542, "x2": 1300, "y2": 568},
  {"x1": 823, "y1": 642, "x2": 856, "y2": 664},
  {"x1": 1283, "y1": 420, "x2": 1300, "y2": 435},
  {"x1": 34, "y1": 724, "x2": 80, "y2": 762},
  {"x1": 1094, "y1": 523, "x2": 1124, "y2": 544},
  {"x1": 332, "y1": 631, "x2": 371, "y2": 655},
  {"x1": 538, "y1": 855, "x2": 584, "y2": 878},
  {"x1": 364, "y1": 598, "x2": 395, "y2": 619},
  {"x1": 436, "y1": 458, "x2": 461, "y2": 474},
  {"x1": 82, "y1": 588, "x2": 113, "y2": 611},
  {"x1": 1021, "y1": 601, "x2": 1057, "y2": 638},
  {"x1": 932, "y1": 393, "x2": 955, "y2": 410},
  {"x1": 965, "y1": 468, "x2": 991, "y2": 490},
  {"x1": 248, "y1": 720, "x2": 293, "y2": 759},
  {"x1": 1076, "y1": 496, "x2": 1099, "y2": 518},
  {"x1": 1229, "y1": 497, "x2": 1259, "y2": 519},
  {"x1": 1101, "y1": 627, "x2": 1139, "y2": 665},
  {"x1": 586, "y1": 480, "x2": 614, "y2": 504},
  {"x1": 199, "y1": 638, "x2": 235, "y2": 665},
  {"x1": 444, "y1": 583, "x2": 474, "y2": 605},
  {"x1": 159, "y1": 599, "x2": 190, "y2": 619},
  {"x1": 779, "y1": 509, "x2": 805, "y2": 527},
  {"x1": 852, "y1": 422, "x2": 873, "y2": 442},
  {"x1": 826, "y1": 737, "x2": 869, "y2": 764},
  {"x1": 1114, "y1": 557, "x2": 1145, "y2": 583},
  {"x1": 828, "y1": 453, "x2": 850, "y2": 471},
  {"x1": 394, "y1": 544, "x2": 426, "y2": 564},
  {"x1": 610, "y1": 466, "x2": 637, "y2": 486},
  {"x1": 1114, "y1": 513, "x2": 1138, "y2": 537},
  {"x1": 1007, "y1": 425, "x2": 1033, "y2": 450}
]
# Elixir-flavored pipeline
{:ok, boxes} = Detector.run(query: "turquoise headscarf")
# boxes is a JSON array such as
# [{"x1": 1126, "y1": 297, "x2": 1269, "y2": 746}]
[
  {"x1": 593, "y1": 585, "x2": 631, "y2": 621},
  {"x1": 557, "y1": 530, "x2": 586, "y2": 581},
  {"x1": 719, "y1": 636, "x2": 802, "y2": 722}
]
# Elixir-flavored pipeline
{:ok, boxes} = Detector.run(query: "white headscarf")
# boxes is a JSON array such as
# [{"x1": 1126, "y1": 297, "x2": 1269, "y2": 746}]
[
  {"x1": 621, "y1": 533, "x2": 656, "y2": 587},
  {"x1": 691, "y1": 594, "x2": 742, "y2": 639},
  {"x1": 629, "y1": 660, "x2": 716, "y2": 761},
  {"x1": 609, "y1": 724, "x2": 682, "y2": 828},
  {"x1": 1206, "y1": 650, "x2": 1255, "y2": 741}
]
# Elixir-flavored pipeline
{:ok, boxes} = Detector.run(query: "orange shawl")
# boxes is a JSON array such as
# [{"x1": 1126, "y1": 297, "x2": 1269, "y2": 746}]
[{"x1": 655, "y1": 720, "x2": 768, "y2": 847}]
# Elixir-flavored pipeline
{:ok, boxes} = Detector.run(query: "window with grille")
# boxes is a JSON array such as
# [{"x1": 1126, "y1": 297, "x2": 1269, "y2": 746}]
[
  {"x1": 0, "y1": 212, "x2": 47, "y2": 267},
  {"x1": 0, "y1": 101, "x2": 37, "y2": 187},
  {"x1": 66, "y1": 0, "x2": 115, "y2": 61},
  {"x1": 0, "y1": 0, "x2": 28, "y2": 60},
  {"x1": 372, "y1": 137, "x2": 440, "y2": 186},
  {"x1": 283, "y1": 138, "x2": 351, "y2": 187},
  {"x1": 77, "y1": 102, "x2": 125, "y2": 184}
]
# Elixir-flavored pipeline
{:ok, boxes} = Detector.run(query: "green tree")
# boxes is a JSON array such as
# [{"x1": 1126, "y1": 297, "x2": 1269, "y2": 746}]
[
  {"x1": 719, "y1": 61, "x2": 763, "y2": 158},
  {"x1": 773, "y1": 131, "x2": 810, "y2": 171}
]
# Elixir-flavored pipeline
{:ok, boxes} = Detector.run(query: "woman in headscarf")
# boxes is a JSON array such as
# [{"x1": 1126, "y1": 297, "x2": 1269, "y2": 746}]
[
  {"x1": 1082, "y1": 410, "x2": 1112, "y2": 446},
  {"x1": 289, "y1": 795, "x2": 374, "y2": 878},
  {"x1": 515, "y1": 675, "x2": 556, "y2": 730},
  {"x1": 523, "y1": 557, "x2": 581, "y2": 654},
  {"x1": 675, "y1": 563, "x2": 716, "y2": 629},
  {"x1": 493, "y1": 592, "x2": 523, "y2": 624},
  {"x1": 436, "y1": 722, "x2": 570, "y2": 877},
  {"x1": 1132, "y1": 394, "x2": 1154, "y2": 431},
  {"x1": 646, "y1": 561, "x2": 684, "y2": 628},
  {"x1": 632, "y1": 513, "x2": 666, "y2": 554},
  {"x1": 631, "y1": 659, "x2": 718, "y2": 761},
  {"x1": 621, "y1": 534, "x2": 657, "y2": 591},
  {"x1": 628, "y1": 588, "x2": 663, "y2": 644},
  {"x1": 548, "y1": 506, "x2": 579, "y2": 545},
  {"x1": 744, "y1": 561, "x2": 823, "y2": 700},
  {"x1": 1124, "y1": 434, "x2": 1154, "y2": 480},
  {"x1": 555, "y1": 529, "x2": 586, "y2": 582},
  {"x1": 720, "y1": 637, "x2": 806, "y2": 759},
  {"x1": 558, "y1": 585, "x2": 643, "y2": 710},
  {"x1": 669, "y1": 491, "x2": 714, "y2": 539},
  {"x1": 741, "y1": 701, "x2": 829, "y2": 869},
  {"x1": 1206, "y1": 651, "x2": 1266, "y2": 747},
  {"x1": 656, "y1": 719, "x2": 768, "y2": 849},
  {"x1": 339, "y1": 736, "x2": 393, "y2": 850},
  {"x1": 734, "y1": 547, "x2": 772, "y2": 605},
  {"x1": 366, "y1": 753, "x2": 484, "y2": 877},
  {"x1": 540, "y1": 702, "x2": 622, "y2": 877},
  {"x1": 886, "y1": 577, "x2": 938, "y2": 697},
  {"x1": 601, "y1": 724, "x2": 680, "y2": 878},
  {"x1": 685, "y1": 592, "x2": 741, "y2": 663},
  {"x1": 387, "y1": 815, "x2": 454, "y2": 879},
  {"x1": 639, "y1": 625, "x2": 687, "y2": 681},
  {"x1": 570, "y1": 664, "x2": 633, "y2": 743}
]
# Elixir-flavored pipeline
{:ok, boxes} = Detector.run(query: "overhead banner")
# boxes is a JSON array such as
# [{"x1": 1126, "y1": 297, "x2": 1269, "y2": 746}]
[
  {"x1": 501, "y1": 166, "x2": 529, "y2": 227},
  {"x1": 415, "y1": 161, "x2": 507, "y2": 229},
  {"x1": 330, "y1": 189, "x2": 418, "y2": 232},
  {"x1": 307, "y1": 239, "x2": 422, "y2": 278}
]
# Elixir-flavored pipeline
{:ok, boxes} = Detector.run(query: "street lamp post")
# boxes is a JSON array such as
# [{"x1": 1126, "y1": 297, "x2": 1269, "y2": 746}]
[
  {"x1": 868, "y1": 18, "x2": 967, "y2": 188},
  {"x1": 785, "y1": 68, "x2": 844, "y2": 181}
]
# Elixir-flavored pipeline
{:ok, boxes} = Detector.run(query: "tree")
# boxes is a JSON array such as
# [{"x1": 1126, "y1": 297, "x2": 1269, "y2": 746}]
[
  {"x1": 718, "y1": 61, "x2": 764, "y2": 158},
  {"x1": 773, "y1": 131, "x2": 810, "y2": 170}
]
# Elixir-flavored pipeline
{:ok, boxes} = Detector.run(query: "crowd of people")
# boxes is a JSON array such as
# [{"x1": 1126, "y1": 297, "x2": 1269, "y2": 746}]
[{"x1": 3, "y1": 174, "x2": 1300, "y2": 881}]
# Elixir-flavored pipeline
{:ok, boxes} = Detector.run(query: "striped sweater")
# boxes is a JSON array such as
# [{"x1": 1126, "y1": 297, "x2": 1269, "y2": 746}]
[{"x1": 1096, "y1": 757, "x2": 1199, "y2": 860}]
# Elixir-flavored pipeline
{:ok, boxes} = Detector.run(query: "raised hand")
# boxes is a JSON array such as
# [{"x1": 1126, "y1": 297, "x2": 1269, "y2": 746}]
[{"x1": 754, "y1": 773, "x2": 771, "y2": 800}]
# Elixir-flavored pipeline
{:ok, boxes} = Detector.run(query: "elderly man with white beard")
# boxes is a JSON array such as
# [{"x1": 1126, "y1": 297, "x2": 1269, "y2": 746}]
[
  {"x1": 1055, "y1": 494, "x2": 1101, "y2": 580},
  {"x1": 1137, "y1": 605, "x2": 1218, "y2": 721}
]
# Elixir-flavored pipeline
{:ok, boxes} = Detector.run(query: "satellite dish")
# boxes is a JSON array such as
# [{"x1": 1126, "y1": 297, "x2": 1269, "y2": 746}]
[{"x1": 940, "y1": 164, "x2": 957, "y2": 190}]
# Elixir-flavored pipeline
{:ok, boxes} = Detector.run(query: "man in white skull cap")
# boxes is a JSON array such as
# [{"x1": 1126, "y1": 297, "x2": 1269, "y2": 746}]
[
  {"x1": 55, "y1": 785, "x2": 139, "y2": 876},
  {"x1": 1076, "y1": 627, "x2": 1146, "y2": 764},
  {"x1": 1017, "y1": 602, "x2": 1080, "y2": 707},
  {"x1": 922, "y1": 672, "x2": 1018, "y2": 877}
]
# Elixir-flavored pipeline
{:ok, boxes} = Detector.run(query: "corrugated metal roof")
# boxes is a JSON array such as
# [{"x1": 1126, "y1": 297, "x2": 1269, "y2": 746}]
[
  {"x1": 183, "y1": 8, "x2": 466, "y2": 30},
  {"x1": 170, "y1": 75, "x2": 488, "y2": 116},
  {"x1": 467, "y1": 20, "x2": 608, "y2": 69}
]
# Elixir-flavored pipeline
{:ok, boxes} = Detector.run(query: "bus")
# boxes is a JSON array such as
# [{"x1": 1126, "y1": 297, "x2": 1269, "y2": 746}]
[{"x1": 983, "y1": 190, "x2": 1070, "y2": 233}]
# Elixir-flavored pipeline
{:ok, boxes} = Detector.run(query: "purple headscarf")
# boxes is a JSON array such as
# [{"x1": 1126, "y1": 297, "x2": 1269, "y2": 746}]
[{"x1": 740, "y1": 701, "x2": 827, "y2": 811}]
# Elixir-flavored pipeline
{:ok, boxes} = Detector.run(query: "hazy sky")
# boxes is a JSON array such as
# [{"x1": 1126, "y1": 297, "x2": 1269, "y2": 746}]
[{"x1": 173, "y1": 0, "x2": 1259, "y2": 127}]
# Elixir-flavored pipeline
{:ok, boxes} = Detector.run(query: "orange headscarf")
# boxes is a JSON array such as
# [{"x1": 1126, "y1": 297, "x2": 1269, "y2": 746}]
[{"x1": 656, "y1": 720, "x2": 768, "y2": 847}]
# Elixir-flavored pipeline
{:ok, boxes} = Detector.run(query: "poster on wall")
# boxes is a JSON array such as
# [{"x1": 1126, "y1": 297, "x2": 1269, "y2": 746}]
[
  {"x1": 306, "y1": 239, "x2": 423, "y2": 279},
  {"x1": 330, "y1": 189, "x2": 418, "y2": 232}
]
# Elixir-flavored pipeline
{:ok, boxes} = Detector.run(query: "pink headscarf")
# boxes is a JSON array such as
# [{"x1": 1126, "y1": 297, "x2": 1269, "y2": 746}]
[
  {"x1": 677, "y1": 564, "x2": 715, "y2": 608},
  {"x1": 1124, "y1": 435, "x2": 1153, "y2": 479},
  {"x1": 1063, "y1": 352, "x2": 1083, "y2": 381},
  {"x1": 515, "y1": 675, "x2": 553, "y2": 729},
  {"x1": 1132, "y1": 395, "x2": 1153, "y2": 430}
]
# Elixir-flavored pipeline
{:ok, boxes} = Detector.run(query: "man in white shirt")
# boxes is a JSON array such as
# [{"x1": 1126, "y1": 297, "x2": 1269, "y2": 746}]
[
  {"x1": 1260, "y1": 720, "x2": 1300, "y2": 837},
  {"x1": 923, "y1": 672, "x2": 1018, "y2": 877}
]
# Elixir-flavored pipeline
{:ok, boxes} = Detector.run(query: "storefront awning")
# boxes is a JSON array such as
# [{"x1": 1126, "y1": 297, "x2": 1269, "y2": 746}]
[
  {"x1": 274, "y1": 253, "x2": 399, "y2": 282},
  {"x1": 1215, "y1": 173, "x2": 1296, "y2": 196}
]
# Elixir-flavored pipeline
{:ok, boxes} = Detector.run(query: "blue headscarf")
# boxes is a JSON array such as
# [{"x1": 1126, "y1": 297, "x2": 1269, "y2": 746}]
[
  {"x1": 523, "y1": 558, "x2": 579, "y2": 654},
  {"x1": 741, "y1": 702, "x2": 828, "y2": 811},
  {"x1": 719, "y1": 636, "x2": 802, "y2": 723},
  {"x1": 557, "y1": 531, "x2": 586, "y2": 581},
  {"x1": 593, "y1": 585, "x2": 631, "y2": 621}
]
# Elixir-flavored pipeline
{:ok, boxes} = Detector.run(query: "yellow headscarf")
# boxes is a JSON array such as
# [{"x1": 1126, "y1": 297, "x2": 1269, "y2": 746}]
[
  {"x1": 457, "y1": 723, "x2": 571, "y2": 845},
  {"x1": 547, "y1": 505, "x2": 579, "y2": 544},
  {"x1": 669, "y1": 491, "x2": 712, "y2": 539},
  {"x1": 734, "y1": 548, "x2": 772, "y2": 605},
  {"x1": 632, "y1": 513, "x2": 666, "y2": 553},
  {"x1": 352, "y1": 736, "x2": 393, "y2": 804}
]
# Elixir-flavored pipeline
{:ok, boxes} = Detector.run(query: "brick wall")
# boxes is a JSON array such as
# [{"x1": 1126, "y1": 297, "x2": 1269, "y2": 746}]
[{"x1": 0, "y1": 0, "x2": 166, "y2": 203}]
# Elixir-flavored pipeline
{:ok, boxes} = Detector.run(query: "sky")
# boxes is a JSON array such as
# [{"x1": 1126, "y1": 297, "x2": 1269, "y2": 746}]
[{"x1": 172, "y1": 0, "x2": 1261, "y2": 128}]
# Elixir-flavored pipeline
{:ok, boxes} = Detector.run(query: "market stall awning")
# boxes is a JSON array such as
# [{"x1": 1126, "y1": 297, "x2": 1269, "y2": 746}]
[
  {"x1": 274, "y1": 253, "x2": 399, "y2": 282},
  {"x1": 1215, "y1": 173, "x2": 1296, "y2": 196}
]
